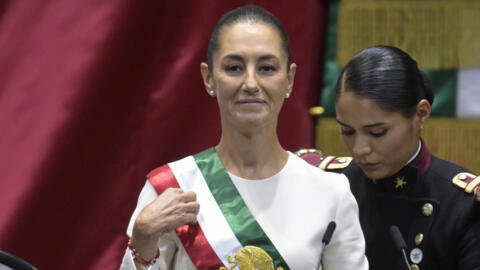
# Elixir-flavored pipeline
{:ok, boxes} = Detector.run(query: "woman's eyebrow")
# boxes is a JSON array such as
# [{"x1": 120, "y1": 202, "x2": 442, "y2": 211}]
[
  {"x1": 258, "y1": 54, "x2": 278, "y2": 61},
  {"x1": 336, "y1": 119, "x2": 385, "y2": 128},
  {"x1": 363, "y1": 122, "x2": 386, "y2": 128},
  {"x1": 336, "y1": 119, "x2": 350, "y2": 127},
  {"x1": 223, "y1": 54, "x2": 243, "y2": 61}
]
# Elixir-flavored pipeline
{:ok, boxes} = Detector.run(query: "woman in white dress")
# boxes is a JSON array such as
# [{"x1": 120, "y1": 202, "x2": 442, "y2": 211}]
[{"x1": 121, "y1": 5, "x2": 368, "y2": 270}]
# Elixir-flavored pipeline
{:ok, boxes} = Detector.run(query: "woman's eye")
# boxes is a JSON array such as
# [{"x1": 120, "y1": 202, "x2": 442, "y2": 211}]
[
  {"x1": 371, "y1": 130, "x2": 387, "y2": 138},
  {"x1": 259, "y1": 65, "x2": 276, "y2": 73},
  {"x1": 341, "y1": 129, "x2": 355, "y2": 136},
  {"x1": 225, "y1": 64, "x2": 243, "y2": 73}
]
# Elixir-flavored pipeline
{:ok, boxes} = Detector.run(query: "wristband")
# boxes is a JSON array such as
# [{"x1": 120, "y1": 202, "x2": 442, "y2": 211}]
[{"x1": 128, "y1": 239, "x2": 159, "y2": 269}]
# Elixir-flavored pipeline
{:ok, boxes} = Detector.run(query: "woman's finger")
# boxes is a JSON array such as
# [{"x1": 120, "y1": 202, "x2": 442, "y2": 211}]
[
  {"x1": 182, "y1": 201, "x2": 200, "y2": 213},
  {"x1": 180, "y1": 191, "x2": 197, "y2": 202}
]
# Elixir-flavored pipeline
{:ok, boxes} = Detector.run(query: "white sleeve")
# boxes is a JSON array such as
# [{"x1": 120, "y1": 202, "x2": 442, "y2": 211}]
[
  {"x1": 120, "y1": 181, "x2": 178, "y2": 270},
  {"x1": 322, "y1": 174, "x2": 369, "y2": 270}
]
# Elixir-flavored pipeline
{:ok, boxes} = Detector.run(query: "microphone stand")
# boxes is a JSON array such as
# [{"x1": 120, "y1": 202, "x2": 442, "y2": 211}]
[{"x1": 390, "y1": 225, "x2": 412, "y2": 270}]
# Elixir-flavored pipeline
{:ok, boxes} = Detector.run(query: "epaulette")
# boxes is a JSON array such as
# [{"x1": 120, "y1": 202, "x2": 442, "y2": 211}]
[
  {"x1": 318, "y1": 156, "x2": 352, "y2": 171},
  {"x1": 294, "y1": 149, "x2": 326, "y2": 167},
  {"x1": 295, "y1": 148, "x2": 324, "y2": 156},
  {"x1": 452, "y1": 172, "x2": 480, "y2": 202},
  {"x1": 294, "y1": 149, "x2": 352, "y2": 171}
]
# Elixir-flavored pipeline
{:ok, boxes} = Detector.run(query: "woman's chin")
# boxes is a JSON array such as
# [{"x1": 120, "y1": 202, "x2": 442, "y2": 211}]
[
  {"x1": 362, "y1": 168, "x2": 390, "y2": 181},
  {"x1": 231, "y1": 112, "x2": 273, "y2": 127}
]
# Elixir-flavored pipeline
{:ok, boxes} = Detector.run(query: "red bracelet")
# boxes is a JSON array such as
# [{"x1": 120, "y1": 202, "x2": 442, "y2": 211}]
[{"x1": 128, "y1": 239, "x2": 160, "y2": 267}]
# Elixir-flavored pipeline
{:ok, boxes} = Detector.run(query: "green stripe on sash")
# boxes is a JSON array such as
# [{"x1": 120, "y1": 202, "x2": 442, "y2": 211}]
[{"x1": 194, "y1": 148, "x2": 289, "y2": 270}]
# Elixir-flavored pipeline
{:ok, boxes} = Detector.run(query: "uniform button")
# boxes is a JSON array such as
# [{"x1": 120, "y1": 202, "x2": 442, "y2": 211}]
[
  {"x1": 410, "y1": 248, "x2": 423, "y2": 264},
  {"x1": 422, "y1": 203, "x2": 434, "y2": 216},
  {"x1": 338, "y1": 158, "x2": 346, "y2": 163},
  {"x1": 415, "y1": 233, "x2": 424, "y2": 245},
  {"x1": 459, "y1": 173, "x2": 468, "y2": 180},
  {"x1": 411, "y1": 264, "x2": 420, "y2": 270}
]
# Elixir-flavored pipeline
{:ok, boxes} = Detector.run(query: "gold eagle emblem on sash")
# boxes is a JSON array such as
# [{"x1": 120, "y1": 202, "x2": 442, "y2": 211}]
[{"x1": 219, "y1": 246, "x2": 284, "y2": 270}]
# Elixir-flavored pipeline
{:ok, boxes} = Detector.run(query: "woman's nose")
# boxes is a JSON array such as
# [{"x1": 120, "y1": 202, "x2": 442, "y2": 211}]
[
  {"x1": 242, "y1": 68, "x2": 259, "y2": 93},
  {"x1": 353, "y1": 136, "x2": 372, "y2": 156}
]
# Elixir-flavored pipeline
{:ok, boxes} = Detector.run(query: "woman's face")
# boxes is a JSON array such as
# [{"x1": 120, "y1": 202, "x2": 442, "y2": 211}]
[
  {"x1": 201, "y1": 22, "x2": 296, "y2": 129},
  {"x1": 335, "y1": 91, "x2": 421, "y2": 180}
]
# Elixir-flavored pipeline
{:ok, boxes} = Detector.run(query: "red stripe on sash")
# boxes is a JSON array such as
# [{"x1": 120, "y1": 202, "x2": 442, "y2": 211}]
[{"x1": 147, "y1": 164, "x2": 225, "y2": 269}]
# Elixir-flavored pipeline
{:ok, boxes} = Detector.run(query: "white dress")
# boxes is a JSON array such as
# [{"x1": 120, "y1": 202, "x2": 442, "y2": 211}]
[{"x1": 121, "y1": 152, "x2": 368, "y2": 270}]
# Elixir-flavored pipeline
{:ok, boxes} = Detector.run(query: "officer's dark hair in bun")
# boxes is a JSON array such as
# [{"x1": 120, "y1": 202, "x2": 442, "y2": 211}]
[
  {"x1": 207, "y1": 5, "x2": 291, "y2": 72},
  {"x1": 334, "y1": 45, "x2": 434, "y2": 118}
]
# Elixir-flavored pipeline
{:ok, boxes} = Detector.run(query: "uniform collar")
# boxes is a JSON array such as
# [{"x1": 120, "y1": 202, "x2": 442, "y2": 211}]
[
  {"x1": 410, "y1": 138, "x2": 432, "y2": 176},
  {"x1": 373, "y1": 139, "x2": 432, "y2": 194}
]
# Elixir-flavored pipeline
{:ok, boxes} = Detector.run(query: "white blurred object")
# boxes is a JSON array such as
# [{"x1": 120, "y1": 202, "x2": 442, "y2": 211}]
[{"x1": 457, "y1": 68, "x2": 480, "y2": 117}]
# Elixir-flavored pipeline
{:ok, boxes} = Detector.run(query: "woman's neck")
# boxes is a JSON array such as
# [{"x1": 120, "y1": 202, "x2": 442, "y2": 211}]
[{"x1": 215, "y1": 124, "x2": 288, "y2": 180}]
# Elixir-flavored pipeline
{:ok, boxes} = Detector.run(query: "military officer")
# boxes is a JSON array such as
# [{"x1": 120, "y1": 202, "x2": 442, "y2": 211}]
[{"x1": 298, "y1": 46, "x2": 480, "y2": 270}]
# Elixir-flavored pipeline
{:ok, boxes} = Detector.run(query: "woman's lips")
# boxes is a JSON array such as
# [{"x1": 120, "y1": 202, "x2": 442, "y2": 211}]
[
  {"x1": 358, "y1": 162, "x2": 379, "y2": 170},
  {"x1": 236, "y1": 98, "x2": 266, "y2": 105}
]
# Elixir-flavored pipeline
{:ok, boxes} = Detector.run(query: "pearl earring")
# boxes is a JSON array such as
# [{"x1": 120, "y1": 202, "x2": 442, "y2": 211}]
[
  {"x1": 286, "y1": 92, "x2": 291, "y2": 98},
  {"x1": 209, "y1": 90, "x2": 214, "y2": 96}
]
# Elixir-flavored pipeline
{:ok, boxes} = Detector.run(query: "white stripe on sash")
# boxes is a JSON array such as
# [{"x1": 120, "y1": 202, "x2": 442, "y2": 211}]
[{"x1": 169, "y1": 156, "x2": 243, "y2": 266}]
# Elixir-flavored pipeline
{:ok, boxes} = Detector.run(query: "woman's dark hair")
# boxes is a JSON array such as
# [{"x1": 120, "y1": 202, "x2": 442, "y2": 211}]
[
  {"x1": 334, "y1": 45, "x2": 434, "y2": 117},
  {"x1": 207, "y1": 5, "x2": 291, "y2": 71}
]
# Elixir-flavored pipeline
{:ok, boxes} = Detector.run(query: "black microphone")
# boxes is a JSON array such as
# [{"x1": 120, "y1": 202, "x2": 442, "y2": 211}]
[
  {"x1": 389, "y1": 225, "x2": 412, "y2": 270},
  {"x1": 322, "y1": 221, "x2": 336, "y2": 245},
  {"x1": 318, "y1": 221, "x2": 337, "y2": 270}
]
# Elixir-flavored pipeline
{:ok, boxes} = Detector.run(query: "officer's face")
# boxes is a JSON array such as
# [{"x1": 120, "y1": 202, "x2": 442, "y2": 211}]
[{"x1": 335, "y1": 92, "x2": 420, "y2": 180}]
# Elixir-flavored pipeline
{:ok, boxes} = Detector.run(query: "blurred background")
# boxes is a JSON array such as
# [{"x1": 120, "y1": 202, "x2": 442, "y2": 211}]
[
  {"x1": 317, "y1": 0, "x2": 480, "y2": 174},
  {"x1": 0, "y1": 0, "x2": 478, "y2": 269}
]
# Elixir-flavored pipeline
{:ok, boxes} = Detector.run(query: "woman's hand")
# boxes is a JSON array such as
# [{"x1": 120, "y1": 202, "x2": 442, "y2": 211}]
[{"x1": 130, "y1": 188, "x2": 200, "y2": 261}]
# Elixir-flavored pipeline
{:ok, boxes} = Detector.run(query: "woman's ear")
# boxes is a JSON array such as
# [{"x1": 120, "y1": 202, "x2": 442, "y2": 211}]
[
  {"x1": 286, "y1": 63, "x2": 297, "y2": 97},
  {"x1": 416, "y1": 99, "x2": 431, "y2": 127},
  {"x1": 200, "y1": 62, "x2": 215, "y2": 96}
]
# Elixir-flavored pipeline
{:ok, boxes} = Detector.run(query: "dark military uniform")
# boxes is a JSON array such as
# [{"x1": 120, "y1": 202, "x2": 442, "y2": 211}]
[{"x1": 297, "y1": 142, "x2": 480, "y2": 270}]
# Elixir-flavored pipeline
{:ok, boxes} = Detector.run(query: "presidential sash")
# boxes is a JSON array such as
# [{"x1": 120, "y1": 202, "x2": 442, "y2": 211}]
[{"x1": 147, "y1": 148, "x2": 289, "y2": 270}]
